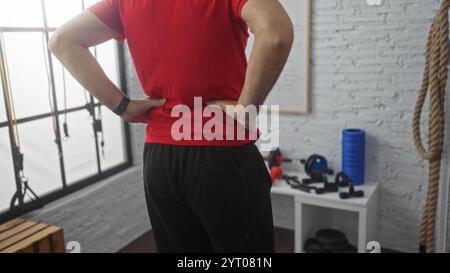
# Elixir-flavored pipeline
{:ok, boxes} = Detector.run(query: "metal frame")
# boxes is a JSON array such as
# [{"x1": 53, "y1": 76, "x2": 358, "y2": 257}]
[{"x1": 0, "y1": 0, "x2": 133, "y2": 223}]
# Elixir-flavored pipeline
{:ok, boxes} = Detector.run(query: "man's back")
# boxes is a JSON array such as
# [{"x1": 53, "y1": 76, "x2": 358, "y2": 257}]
[{"x1": 90, "y1": 0, "x2": 250, "y2": 145}]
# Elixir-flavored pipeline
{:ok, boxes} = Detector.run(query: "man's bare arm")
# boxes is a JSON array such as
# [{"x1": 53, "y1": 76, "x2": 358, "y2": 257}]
[
  {"x1": 49, "y1": 11, "x2": 165, "y2": 123},
  {"x1": 207, "y1": 0, "x2": 293, "y2": 113},
  {"x1": 239, "y1": 0, "x2": 294, "y2": 107}
]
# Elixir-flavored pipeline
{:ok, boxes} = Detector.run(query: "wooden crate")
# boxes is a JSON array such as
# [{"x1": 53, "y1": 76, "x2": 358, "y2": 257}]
[{"x1": 0, "y1": 218, "x2": 65, "y2": 253}]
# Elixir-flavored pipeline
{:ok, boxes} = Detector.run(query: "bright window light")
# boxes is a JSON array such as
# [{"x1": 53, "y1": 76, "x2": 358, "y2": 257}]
[
  {"x1": 0, "y1": 0, "x2": 130, "y2": 217},
  {"x1": 45, "y1": 0, "x2": 83, "y2": 28},
  {"x1": 0, "y1": 0, "x2": 44, "y2": 27}
]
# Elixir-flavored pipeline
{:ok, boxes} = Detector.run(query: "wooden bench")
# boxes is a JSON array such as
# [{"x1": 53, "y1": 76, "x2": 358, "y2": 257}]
[{"x1": 0, "y1": 218, "x2": 65, "y2": 253}]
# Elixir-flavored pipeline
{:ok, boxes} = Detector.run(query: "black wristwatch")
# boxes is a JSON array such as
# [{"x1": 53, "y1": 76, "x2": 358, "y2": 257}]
[{"x1": 114, "y1": 96, "x2": 131, "y2": 116}]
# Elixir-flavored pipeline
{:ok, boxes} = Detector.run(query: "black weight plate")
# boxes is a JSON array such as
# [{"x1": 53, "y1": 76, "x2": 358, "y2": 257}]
[
  {"x1": 323, "y1": 238, "x2": 349, "y2": 251},
  {"x1": 315, "y1": 229, "x2": 348, "y2": 246},
  {"x1": 331, "y1": 244, "x2": 357, "y2": 253},
  {"x1": 303, "y1": 238, "x2": 328, "y2": 253}
]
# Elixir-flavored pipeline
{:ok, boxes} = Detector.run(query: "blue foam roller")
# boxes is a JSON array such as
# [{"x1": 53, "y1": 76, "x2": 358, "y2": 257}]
[{"x1": 342, "y1": 129, "x2": 366, "y2": 185}]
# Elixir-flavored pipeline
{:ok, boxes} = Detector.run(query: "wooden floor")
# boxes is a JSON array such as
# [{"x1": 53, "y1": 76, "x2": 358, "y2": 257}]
[{"x1": 119, "y1": 228, "x2": 295, "y2": 253}]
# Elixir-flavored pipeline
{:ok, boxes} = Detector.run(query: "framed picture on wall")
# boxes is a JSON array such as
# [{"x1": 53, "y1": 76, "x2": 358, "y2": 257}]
[{"x1": 246, "y1": 0, "x2": 312, "y2": 114}]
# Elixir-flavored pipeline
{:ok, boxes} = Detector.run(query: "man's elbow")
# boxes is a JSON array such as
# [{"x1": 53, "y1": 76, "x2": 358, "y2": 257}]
[
  {"x1": 273, "y1": 28, "x2": 294, "y2": 53},
  {"x1": 48, "y1": 31, "x2": 71, "y2": 55},
  {"x1": 258, "y1": 22, "x2": 294, "y2": 53}
]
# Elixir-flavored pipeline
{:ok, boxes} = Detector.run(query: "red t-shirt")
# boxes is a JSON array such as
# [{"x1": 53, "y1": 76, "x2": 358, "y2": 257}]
[{"x1": 89, "y1": 0, "x2": 253, "y2": 146}]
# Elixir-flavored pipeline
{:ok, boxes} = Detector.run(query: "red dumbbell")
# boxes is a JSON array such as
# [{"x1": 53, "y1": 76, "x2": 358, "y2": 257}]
[
  {"x1": 264, "y1": 149, "x2": 292, "y2": 168},
  {"x1": 270, "y1": 166, "x2": 284, "y2": 184}
]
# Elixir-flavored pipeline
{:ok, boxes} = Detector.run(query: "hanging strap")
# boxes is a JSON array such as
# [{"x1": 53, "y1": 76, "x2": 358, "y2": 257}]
[{"x1": 0, "y1": 31, "x2": 20, "y2": 150}]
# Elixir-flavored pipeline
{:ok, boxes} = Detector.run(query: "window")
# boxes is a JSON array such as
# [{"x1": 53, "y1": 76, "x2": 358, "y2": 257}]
[{"x1": 0, "y1": 0, "x2": 132, "y2": 222}]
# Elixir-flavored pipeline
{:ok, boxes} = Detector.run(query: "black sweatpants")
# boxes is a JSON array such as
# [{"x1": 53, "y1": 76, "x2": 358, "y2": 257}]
[{"x1": 142, "y1": 143, "x2": 275, "y2": 253}]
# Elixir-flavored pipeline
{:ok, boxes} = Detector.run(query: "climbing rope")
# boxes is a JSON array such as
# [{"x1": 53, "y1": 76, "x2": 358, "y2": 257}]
[{"x1": 413, "y1": 0, "x2": 450, "y2": 253}]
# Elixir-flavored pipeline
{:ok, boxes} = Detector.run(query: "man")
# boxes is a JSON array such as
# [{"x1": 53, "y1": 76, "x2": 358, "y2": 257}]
[{"x1": 49, "y1": 0, "x2": 293, "y2": 253}]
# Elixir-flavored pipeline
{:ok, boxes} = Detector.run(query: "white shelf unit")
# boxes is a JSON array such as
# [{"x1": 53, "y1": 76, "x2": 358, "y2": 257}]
[{"x1": 271, "y1": 172, "x2": 380, "y2": 253}]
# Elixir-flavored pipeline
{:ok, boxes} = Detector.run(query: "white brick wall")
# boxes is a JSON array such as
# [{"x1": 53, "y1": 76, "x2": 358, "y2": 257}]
[{"x1": 271, "y1": 0, "x2": 441, "y2": 252}]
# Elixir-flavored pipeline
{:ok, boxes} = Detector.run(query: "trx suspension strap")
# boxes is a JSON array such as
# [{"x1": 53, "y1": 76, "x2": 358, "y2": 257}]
[
  {"x1": 81, "y1": 0, "x2": 106, "y2": 160},
  {"x1": 413, "y1": 0, "x2": 450, "y2": 253},
  {"x1": 0, "y1": 32, "x2": 42, "y2": 211},
  {"x1": 61, "y1": 66, "x2": 70, "y2": 139},
  {"x1": 92, "y1": 47, "x2": 106, "y2": 159}
]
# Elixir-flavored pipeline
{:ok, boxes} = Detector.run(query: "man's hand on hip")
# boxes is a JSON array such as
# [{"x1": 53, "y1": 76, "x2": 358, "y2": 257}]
[
  {"x1": 121, "y1": 98, "x2": 166, "y2": 124},
  {"x1": 206, "y1": 100, "x2": 256, "y2": 130}
]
